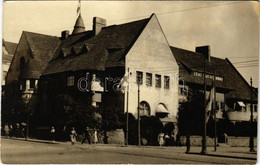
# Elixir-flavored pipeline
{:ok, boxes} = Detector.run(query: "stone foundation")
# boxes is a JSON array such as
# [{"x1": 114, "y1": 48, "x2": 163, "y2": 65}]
[
  {"x1": 106, "y1": 129, "x2": 125, "y2": 145},
  {"x1": 227, "y1": 136, "x2": 257, "y2": 147}
]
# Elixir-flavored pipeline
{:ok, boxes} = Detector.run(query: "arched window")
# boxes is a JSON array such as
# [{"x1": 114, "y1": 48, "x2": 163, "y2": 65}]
[{"x1": 139, "y1": 101, "x2": 150, "y2": 116}]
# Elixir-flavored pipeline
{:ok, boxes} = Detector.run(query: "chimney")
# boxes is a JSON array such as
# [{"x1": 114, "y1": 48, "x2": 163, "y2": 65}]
[
  {"x1": 195, "y1": 45, "x2": 211, "y2": 62},
  {"x1": 61, "y1": 30, "x2": 69, "y2": 39},
  {"x1": 93, "y1": 17, "x2": 106, "y2": 35}
]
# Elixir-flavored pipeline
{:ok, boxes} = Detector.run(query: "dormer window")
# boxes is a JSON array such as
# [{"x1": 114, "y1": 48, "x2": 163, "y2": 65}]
[
  {"x1": 72, "y1": 46, "x2": 81, "y2": 55},
  {"x1": 80, "y1": 43, "x2": 93, "y2": 55},
  {"x1": 61, "y1": 48, "x2": 70, "y2": 57}
]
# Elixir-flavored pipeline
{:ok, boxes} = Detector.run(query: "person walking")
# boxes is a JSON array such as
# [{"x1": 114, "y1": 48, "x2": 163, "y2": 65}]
[
  {"x1": 93, "y1": 128, "x2": 98, "y2": 144},
  {"x1": 70, "y1": 127, "x2": 77, "y2": 145},
  {"x1": 50, "y1": 126, "x2": 55, "y2": 143},
  {"x1": 81, "y1": 127, "x2": 91, "y2": 145},
  {"x1": 158, "y1": 132, "x2": 164, "y2": 146},
  {"x1": 4, "y1": 124, "x2": 9, "y2": 137}
]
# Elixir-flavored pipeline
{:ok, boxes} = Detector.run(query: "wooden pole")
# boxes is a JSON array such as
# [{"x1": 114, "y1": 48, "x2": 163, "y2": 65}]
[
  {"x1": 249, "y1": 77, "x2": 255, "y2": 152},
  {"x1": 137, "y1": 81, "x2": 141, "y2": 147},
  {"x1": 201, "y1": 57, "x2": 207, "y2": 154},
  {"x1": 214, "y1": 69, "x2": 217, "y2": 151}
]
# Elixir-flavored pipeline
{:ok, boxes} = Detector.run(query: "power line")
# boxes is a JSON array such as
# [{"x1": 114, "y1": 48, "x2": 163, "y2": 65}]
[
  {"x1": 236, "y1": 65, "x2": 259, "y2": 69},
  {"x1": 228, "y1": 56, "x2": 258, "y2": 59},
  {"x1": 233, "y1": 60, "x2": 259, "y2": 64},
  {"x1": 108, "y1": 2, "x2": 245, "y2": 23}
]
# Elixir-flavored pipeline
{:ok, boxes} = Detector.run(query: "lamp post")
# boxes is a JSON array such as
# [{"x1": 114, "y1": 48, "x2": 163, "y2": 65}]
[
  {"x1": 249, "y1": 77, "x2": 255, "y2": 152},
  {"x1": 137, "y1": 79, "x2": 141, "y2": 147}
]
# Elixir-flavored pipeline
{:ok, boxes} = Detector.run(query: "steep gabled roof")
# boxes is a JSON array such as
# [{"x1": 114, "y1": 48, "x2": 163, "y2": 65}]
[
  {"x1": 42, "y1": 15, "x2": 151, "y2": 75},
  {"x1": 21, "y1": 31, "x2": 61, "y2": 78},
  {"x1": 171, "y1": 46, "x2": 257, "y2": 101},
  {"x1": 3, "y1": 40, "x2": 17, "y2": 55}
]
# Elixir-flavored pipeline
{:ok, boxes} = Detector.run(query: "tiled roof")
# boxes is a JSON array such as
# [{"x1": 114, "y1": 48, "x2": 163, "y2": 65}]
[
  {"x1": 3, "y1": 40, "x2": 17, "y2": 55},
  {"x1": 21, "y1": 31, "x2": 61, "y2": 79},
  {"x1": 42, "y1": 15, "x2": 151, "y2": 75},
  {"x1": 171, "y1": 46, "x2": 257, "y2": 101}
]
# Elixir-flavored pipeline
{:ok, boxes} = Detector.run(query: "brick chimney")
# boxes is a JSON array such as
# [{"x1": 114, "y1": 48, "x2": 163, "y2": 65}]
[
  {"x1": 196, "y1": 45, "x2": 211, "y2": 62},
  {"x1": 61, "y1": 30, "x2": 69, "y2": 40},
  {"x1": 93, "y1": 17, "x2": 106, "y2": 35}
]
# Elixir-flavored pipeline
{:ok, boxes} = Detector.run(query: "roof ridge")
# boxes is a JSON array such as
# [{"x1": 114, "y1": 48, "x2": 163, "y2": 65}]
[
  {"x1": 103, "y1": 17, "x2": 150, "y2": 29},
  {"x1": 23, "y1": 30, "x2": 59, "y2": 39},
  {"x1": 170, "y1": 45, "x2": 226, "y2": 61},
  {"x1": 170, "y1": 46, "x2": 201, "y2": 55}
]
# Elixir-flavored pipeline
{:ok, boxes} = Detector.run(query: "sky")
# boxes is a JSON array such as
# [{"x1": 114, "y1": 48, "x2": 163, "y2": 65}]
[{"x1": 2, "y1": 1, "x2": 259, "y2": 86}]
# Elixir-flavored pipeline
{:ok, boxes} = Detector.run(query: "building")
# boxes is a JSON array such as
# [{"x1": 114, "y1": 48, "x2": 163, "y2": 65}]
[
  {"x1": 40, "y1": 13, "x2": 179, "y2": 126},
  {"x1": 2, "y1": 40, "x2": 17, "y2": 86},
  {"x1": 4, "y1": 31, "x2": 60, "y2": 127},
  {"x1": 171, "y1": 45, "x2": 257, "y2": 136}
]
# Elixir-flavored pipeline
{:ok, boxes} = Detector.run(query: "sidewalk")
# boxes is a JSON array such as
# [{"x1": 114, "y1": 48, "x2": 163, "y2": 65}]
[{"x1": 2, "y1": 136, "x2": 257, "y2": 164}]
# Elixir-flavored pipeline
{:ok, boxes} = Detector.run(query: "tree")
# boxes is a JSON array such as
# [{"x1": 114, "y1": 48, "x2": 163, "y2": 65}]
[
  {"x1": 101, "y1": 106, "x2": 125, "y2": 131},
  {"x1": 178, "y1": 88, "x2": 205, "y2": 136}
]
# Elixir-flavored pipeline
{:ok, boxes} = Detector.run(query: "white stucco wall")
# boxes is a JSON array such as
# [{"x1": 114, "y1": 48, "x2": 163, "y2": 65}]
[{"x1": 125, "y1": 14, "x2": 179, "y2": 121}]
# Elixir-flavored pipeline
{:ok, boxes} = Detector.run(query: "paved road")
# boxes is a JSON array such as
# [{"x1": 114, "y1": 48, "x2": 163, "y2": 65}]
[
  {"x1": 1, "y1": 138, "x2": 257, "y2": 164},
  {"x1": 1, "y1": 138, "x2": 201, "y2": 164}
]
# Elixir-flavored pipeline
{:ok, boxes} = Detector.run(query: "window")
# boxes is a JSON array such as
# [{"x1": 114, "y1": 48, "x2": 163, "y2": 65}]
[
  {"x1": 140, "y1": 101, "x2": 150, "y2": 116},
  {"x1": 155, "y1": 74, "x2": 161, "y2": 88},
  {"x1": 193, "y1": 72, "x2": 203, "y2": 77},
  {"x1": 216, "y1": 76, "x2": 224, "y2": 81},
  {"x1": 67, "y1": 76, "x2": 74, "y2": 86},
  {"x1": 20, "y1": 80, "x2": 26, "y2": 90},
  {"x1": 164, "y1": 76, "x2": 170, "y2": 89},
  {"x1": 146, "y1": 73, "x2": 152, "y2": 87},
  {"x1": 205, "y1": 74, "x2": 214, "y2": 79},
  {"x1": 30, "y1": 79, "x2": 35, "y2": 89},
  {"x1": 136, "y1": 71, "x2": 143, "y2": 85},
  {"x1": 254, "y1": 104, "x2": 257, "y2": 112}
]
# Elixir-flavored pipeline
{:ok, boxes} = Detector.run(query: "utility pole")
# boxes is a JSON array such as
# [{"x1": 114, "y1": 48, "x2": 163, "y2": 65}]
[
  {"x1": 137, "y1": 75, "x2": 141, "y2": 147},
  {"x1": 201, "y1": 57, "x2": 207, "y2": 154},
  {"x1": 213, "y1": 69, "x2": 217, "y2": 151},
  {"x1": 186, "y1": 87, "x2": 190, "y2": 154},
  {"x1": 249, "y1": 77, "x2": 255, "y2": 152},
  {"x1": 126, "y1": 67, "x2": 129, "y2": 147}
]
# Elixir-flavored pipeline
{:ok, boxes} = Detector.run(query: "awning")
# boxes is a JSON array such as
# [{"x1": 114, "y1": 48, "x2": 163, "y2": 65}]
[
  {"x1": 238, "y1": 101, "x2": 245, "y2": 107},
  {"x1": 156, "y1": 104, "x2": 169, "y2": 114}
]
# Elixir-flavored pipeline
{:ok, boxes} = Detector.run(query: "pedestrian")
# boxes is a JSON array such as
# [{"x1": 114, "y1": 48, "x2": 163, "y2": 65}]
[
  {"x1": 158, "y1": 132, "x2": 164, "y2": 146},
  {"x1": 176, "y1": 132, "x2": 182, "y2": 147},
  {"x1": 93, "y1": 128, "x2": 98, "y2": 144},
  {"x1": 50, "y1": 126, "x2": 55, "y2": 143},
  {"x1": 70, "y1": 127, "x2": 77, "y2": 145},
  {"x1": 9, "y1": 124, "x2": 13, "y2": 138},
  {"x1": 4, "y1": 124, "x2": 9, "y2": 137},
  {"x1": 81, "y1": 127, "x2": 91, "y2": 145}
]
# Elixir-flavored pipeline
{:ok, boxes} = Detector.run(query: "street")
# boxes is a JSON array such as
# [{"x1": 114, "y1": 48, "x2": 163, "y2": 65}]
[{"x1": 1, "y1": 138, "x2": 257, "y2": 164}]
